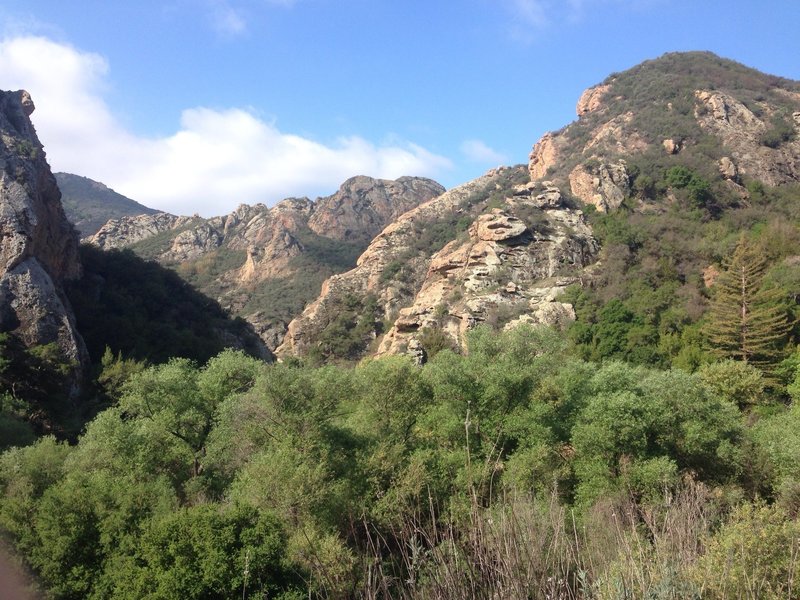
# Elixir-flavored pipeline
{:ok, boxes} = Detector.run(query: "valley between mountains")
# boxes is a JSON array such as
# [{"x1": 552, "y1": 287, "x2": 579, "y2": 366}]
[{"x1": 2, "y1": 51, "x2": 800, "y2": 598}]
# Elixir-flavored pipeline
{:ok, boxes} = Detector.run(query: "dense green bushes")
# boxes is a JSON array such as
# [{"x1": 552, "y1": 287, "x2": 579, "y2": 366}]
[{"x1": 2, "y1": 329, "x2": 800, "y2": 597}]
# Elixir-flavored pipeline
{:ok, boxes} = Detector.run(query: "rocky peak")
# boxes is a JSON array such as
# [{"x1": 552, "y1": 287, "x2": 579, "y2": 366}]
[
  {"x1": 0, "y1": 89, "x2": 87, "y2": 385},
  {"x1": 528, "y1": 52, "x2": 800, "y2": 211},
  {"x1": 87, "y1": 175, "x2": 444, "y2": 352},
  {"x1": 89, "y1": 213, "x2": 193, "y2": 250},
  {"x1": 308, "y1": 175, "x2": 445, "y2": 243}
]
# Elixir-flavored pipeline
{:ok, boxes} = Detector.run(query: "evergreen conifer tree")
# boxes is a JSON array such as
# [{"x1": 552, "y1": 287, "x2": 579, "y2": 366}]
[{"x1": 703, "y1": 237, "x2": 792, "y2": 377}]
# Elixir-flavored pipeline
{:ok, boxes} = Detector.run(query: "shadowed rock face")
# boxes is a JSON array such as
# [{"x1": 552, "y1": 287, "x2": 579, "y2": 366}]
[{"x1": 0, "y1": 90, "x2": 87, "y2": 384}]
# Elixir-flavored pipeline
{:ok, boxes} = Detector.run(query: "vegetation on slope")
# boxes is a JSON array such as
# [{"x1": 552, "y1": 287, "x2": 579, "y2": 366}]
[
  {"x1": 65, "y1": 245, "x2": 267, "y2": 367},
  {"x1": 56, "y1": 173, "x2": 158, "y2": 237}
]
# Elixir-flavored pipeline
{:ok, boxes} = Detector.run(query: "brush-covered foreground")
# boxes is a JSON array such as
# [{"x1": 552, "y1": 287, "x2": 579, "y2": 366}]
[{"x1": 2, "y1": 326, "x2": 800, "y2": 599}]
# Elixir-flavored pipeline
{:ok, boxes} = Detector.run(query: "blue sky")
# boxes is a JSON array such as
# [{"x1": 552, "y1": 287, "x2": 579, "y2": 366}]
[{"x1": 1, "y1": 0, "x2": 798, "y2": 215}]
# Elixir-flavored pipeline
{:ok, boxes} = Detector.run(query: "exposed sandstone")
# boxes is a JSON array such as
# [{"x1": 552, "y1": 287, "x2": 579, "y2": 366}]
[
  {"x1": 719, "y1": 156, "x2": 738, "y2": 180},
  {"x1": 569, "y1": 160, "x2": 631, "y2": 212},
  {"x1": 584, "y1": 112, "x2": 649, "y2": 155},
  {"x1": 309, "y1": 175, "x2": 444, "y2": 243},
  {"x1": 662, "y1": 138, "x2": 681, "y2": 154},
  {"x1": 89, "y1": 213, "x2": 193, "y2": 249},
  {"x1": 88, "y1": 176, "x2": 443, "y2": 352},
  {"x1": 375, "y1": 184, "x2": 597, "y2": 357},
  {"x1": 577, "y1": 84, "x2": 611, "y2": 116},
  {"x1": 474, "y1": 210, "x2": 527, "y2": 241},
  {"x1": 694, "y1": 89, "x2": 800, "y2": 185},
  {"x1": 277, "y1": 169, "x2": 511, "y2": 357},
  {"x1": 529, "y1": 132, "x2": 561, "y2": 180},
  {"x1": 276, "y1": 172, "x2": 597, "y2": 361}
]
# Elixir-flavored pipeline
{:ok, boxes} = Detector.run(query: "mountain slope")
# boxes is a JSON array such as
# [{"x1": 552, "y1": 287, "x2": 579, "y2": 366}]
[
  {"x1": 55, "y1": 172, "x2": 158, "y2": 237},
  {"x1": 88, "y1": 176, "x2": 445, "y2": 349},
  {"x1": 280, "y1": 52, "x2": 800, "y2": 367}
]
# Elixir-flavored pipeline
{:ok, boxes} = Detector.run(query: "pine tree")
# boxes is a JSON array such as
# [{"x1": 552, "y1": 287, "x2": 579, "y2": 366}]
[{"x1": 703, "y1": 237, "x2": 792, "y2": 377}]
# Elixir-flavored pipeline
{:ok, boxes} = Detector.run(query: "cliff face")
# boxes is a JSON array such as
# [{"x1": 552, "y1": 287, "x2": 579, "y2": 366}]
[
  {"x1": 0, "y1": 90, "x2": 87, "y2": 380},
  {"x1": 375, "y1": 183, "x2": 597, "y2": 358}
]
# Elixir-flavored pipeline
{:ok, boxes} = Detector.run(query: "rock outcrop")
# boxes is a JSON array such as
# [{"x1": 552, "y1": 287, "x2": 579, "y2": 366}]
[
  {"x1": 375, "y1": 185, "x2": 597, "y2": 357},
  {"x1": 277, "y1": 169, "x2": 513, "y2": 357},
  {"x1": 0, "y1": 90, "x2": 87, "y2": 384},
  {"x1": 277, "y1": 170, "x2": 598, "y2": 360},
  {"x1": 528, "y1": 132, "x2": 563, "y2": 180},
  {"x1": 568, "y1": 160, "x2": 631, "y2": 212},
  {"x1": 308, "y1": 175, "x2": 442, "y2": 243},
  {"x1": 694, "y1": 89, "x2": 800, "y2": 186},
  {"x1": 576, "y1": 83, "x2": 611, "y2": 116},
  {"x1": 90, "y1": 213, "x2": 194, "y2": 250},
  {"x1": 527, "y1": 53, "x2": 800, "y2": 213}
]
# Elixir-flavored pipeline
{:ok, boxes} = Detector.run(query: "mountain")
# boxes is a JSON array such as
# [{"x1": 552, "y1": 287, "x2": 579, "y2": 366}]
[
  {"x1": 529, "y1": 51, "x2": 800, "y2": 210},
  {"x1": 280, "y1": 51, "x2": 800, "y2": 366},
  {"x1": 276, "y1": 167, "x2": 597, "y2": 362},
  {"x1": 87, "y1": 175, "x2": 445, "y2": 349},
  {"x1": 55, "y1": 172, "x2": 158, "y2": 237},
  {"x1": 0, "y1": 91, "x2": 272, "y2": 438}
]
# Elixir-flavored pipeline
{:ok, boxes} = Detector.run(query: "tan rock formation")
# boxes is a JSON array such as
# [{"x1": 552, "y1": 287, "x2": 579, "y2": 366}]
[
  {"x1": 88, "y1": 176, "x2": 442, "y2": 352},
  {"x1": 89, "y1": 213, "x2": 194, "y2": 249},
  {"x1": 529, "y1": 132, "x2": 561, "y2": 180},
  {"x1": 718, "y1": 156, "x2": 738, "y2": 180},
  {"x1": 309, "y1": 175, "x2": 444, "y2": 243},
  {"x1": 662, "y1": 138, "x2": 681, "y2": 154},
  {"x1": 577, "y1": 84, "x2": 611, "y2": 116},
  {"x1": 569, "y1": 160, "x2": 631, "y2": 212},
  {"x1": 277, "y1": 169, "x2": 513, "y2": 357},
  {"x1": 584, "y1": 112, "x2": 649, "y2": 155},
  {"x1": 694, "y1": 89, "x2": 800, "y2": 186},
  {"x1": 277, "y1": 172, "x2": 598, "y2": 361},
  {"x1": 374, "y1": 184, "x2": 597, "y2": 357}
]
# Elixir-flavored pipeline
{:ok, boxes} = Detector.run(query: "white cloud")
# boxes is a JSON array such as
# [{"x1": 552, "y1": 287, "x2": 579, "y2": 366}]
[
  {"x1": 207, "y1": 0, "x2": 247, "y2": 36},
  {"x1": 460, "y1": 139, "x2": 508, "y2": 165},
  {"x1": 508, "y1": 0, "x2": 548, "y2": 27},
  {"x1": 503, "y1": 0, "x2": 662, "y2": 34},
  {"x1": 0, "y1": 35, "x2": 452, "y2": 216}
]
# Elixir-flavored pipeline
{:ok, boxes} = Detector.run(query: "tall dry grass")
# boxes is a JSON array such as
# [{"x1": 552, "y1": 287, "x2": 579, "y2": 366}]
[{"x1": 354, "y1": 480, "x2": 747, "y2": 599}]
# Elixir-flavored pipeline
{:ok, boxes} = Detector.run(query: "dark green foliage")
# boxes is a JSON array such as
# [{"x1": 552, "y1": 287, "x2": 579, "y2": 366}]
[
  {"x1": 567, "y1": 176, "x2": 799, "y2": 370},
  {"x1": 0, "y1": 333, "x2": 79, "y2": 440},
  {"x1": 664, "y1": 165, "x2": 714, "y2": 209},
  {"x1": 2, "y1": 328, "x2": 800, "y2": 597},
  {"x1": 307, "y1": 293, "x2": 381, "y2": 363},
  {"x1": 417, "y1": 325, "x2": 458, "y2": 359},
  {"x1": 66, "y1": 245, "x2": 265, "y2": 366},
  {"x1": 109, "y1": 504, "x2": 298, "y2": 599}
]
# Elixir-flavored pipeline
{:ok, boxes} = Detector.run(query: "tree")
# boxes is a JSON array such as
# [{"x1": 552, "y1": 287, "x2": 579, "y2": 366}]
[{"x1": 703, "y1": 237, "x2": 792, "y2": 377}]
